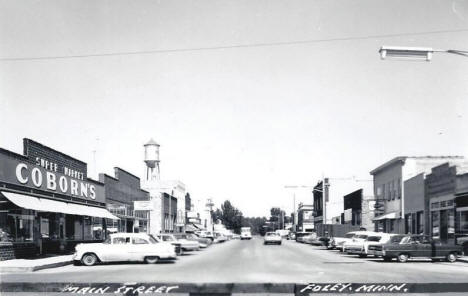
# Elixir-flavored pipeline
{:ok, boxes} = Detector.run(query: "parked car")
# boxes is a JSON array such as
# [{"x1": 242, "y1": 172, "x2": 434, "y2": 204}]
[
  {"x1": 73, "y1": 233, "x2": 177, "y2": 266},
  {"x1": 368, "y1": 234, "x2": 405, "y2": 257},
  {"x1": 346, "y1": 233, "x2": 403, "y2": 257},
  {"x1": 157, "y1": 234, "x2": 199, "y2": 255},
  {"x1": 275, "y1": 229, "x2": 290, "y2": 239},
  {"x1": 174, "y1": 233, "x2": 211, "y2": 248},
  {"x1": 330, "y1": 231, "x2": 358, "y2": 251},
  {"x1": 295, "y1": 231, "x2": 314, "y2": 243},
  {"x1": 303, "y1": 233, "x2": 319, "y2": 245},
  {"x1": 344, "y1": 231, "x2": 379, "y2": 255},
  {"x1": 288, "y1": 232, "x2": 296, "y2": 240},
  {"x1": 308, "y1": 236, "x2": 330, "y2": 247},
  {"x1": 214, "y1": 232, "x2": 228, "y2": 243},
  {"x1": 369, "y1": 235, "x2": 464, "y2": 263},
  {"x1": 232, "y1": 234, "x2": 241, "y2": 239},
  {"x1": 264, "y1": 232, "x2": 282, "y2": 245},
  {"x1": 196, "y1": 231, "x2": 215, "y2": 242}
]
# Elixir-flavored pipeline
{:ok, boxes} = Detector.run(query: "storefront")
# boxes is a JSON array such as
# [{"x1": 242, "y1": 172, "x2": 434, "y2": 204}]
[
  {"x1": 99, "y1": 168, "x2": 150, "y2": 235},
  {"x1": 0, "y1": 139, "x2": 118, "y2": 260}
]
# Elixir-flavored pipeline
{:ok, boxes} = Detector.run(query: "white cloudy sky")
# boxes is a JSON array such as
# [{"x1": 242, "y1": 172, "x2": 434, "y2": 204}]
[{"x1": 1, "y1": 0, "x2": 468, "y2": 217}]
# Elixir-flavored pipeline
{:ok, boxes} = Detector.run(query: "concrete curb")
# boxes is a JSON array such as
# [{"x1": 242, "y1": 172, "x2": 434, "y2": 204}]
[{"x1": 0, "y1": 259, "x2": 73, "y2": 273}]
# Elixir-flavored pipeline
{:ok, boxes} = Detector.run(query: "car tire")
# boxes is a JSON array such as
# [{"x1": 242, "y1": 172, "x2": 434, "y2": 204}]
[
  {"x1": 81, "y1": 253, "x2": 98, "y2": 266},
  {"x1": 73, "y1": 260, "x2": 81, "y2": 266},
  {"x1": 383, "y1": 256, "x2": 392, "y2": 262},
  {"x1": 144, "y1": 256, "x2": 159, "y2": 264},
  {"x1": 397, "y1": 253, "x2": 409, "y2": 263},
  {"x1": 446, "y1": 253, "x2": 457, "y2": 263}
]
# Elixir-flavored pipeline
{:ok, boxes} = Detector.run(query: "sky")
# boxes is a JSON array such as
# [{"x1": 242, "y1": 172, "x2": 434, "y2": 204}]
[{"x1": 1, "y1": 0, "x2": 468, "y2": 217}]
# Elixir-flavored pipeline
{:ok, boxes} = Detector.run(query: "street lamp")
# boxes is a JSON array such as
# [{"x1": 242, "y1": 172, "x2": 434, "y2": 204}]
[{"x1": 379, "y1": 46, "x2": 468, "y2": 61}]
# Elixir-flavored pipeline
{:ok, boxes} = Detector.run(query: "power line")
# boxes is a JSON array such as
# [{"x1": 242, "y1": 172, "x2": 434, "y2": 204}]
[{"x1": 1, "y1": 28, "x2": 468, "y2": 62}]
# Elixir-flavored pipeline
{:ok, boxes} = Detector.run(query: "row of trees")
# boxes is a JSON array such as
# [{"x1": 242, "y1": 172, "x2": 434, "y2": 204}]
[{"x1": 211, "y1": 201, "x2": 287, "y2": 235}]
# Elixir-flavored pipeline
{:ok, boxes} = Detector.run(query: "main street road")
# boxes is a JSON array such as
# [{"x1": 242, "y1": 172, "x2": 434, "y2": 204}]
[{"x1": 3, "y1": 237, "x2": 468, "y2": 283}]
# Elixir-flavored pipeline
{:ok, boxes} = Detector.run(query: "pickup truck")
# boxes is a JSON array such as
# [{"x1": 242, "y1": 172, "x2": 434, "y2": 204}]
[{"x1": 368, "y1": 235, "x2": 463, "y2": 263}]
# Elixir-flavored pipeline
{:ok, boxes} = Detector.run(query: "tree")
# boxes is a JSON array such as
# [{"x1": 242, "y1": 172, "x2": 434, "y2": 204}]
[
  {"x1": 213, "y1": 200, "x2": 243, "y2": 234},
  {"x1": 242, "y1": 217, "x2": 267, "y2": 235}
]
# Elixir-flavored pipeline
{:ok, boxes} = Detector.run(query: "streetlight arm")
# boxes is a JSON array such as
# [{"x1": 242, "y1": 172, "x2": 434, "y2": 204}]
[{"x1": 447, "y1": 49, "x2": 468, "y2": 57}]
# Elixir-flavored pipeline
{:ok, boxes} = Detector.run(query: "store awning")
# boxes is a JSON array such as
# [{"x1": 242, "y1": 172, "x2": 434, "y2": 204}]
[
  {"x1": 1, "y1": 191, "x2": 119, "y2": 220},
  {"x1": 373, "y1": 212, "x2": 398, "y2": 221}
]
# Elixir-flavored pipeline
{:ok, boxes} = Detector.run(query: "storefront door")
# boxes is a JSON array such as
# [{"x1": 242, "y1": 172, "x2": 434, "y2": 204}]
[{"x1": 440, "y1": 210, "x2": 448, "y2": 243}]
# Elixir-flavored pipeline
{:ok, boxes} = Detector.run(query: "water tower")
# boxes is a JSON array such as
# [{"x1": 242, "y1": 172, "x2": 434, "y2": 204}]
[{"x1": 144, "y1": 138, "x2": 160, "y2": 181}]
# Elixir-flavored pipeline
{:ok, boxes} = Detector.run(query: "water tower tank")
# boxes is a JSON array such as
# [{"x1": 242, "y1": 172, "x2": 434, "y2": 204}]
[{"x1": 144, "y1": 138, "x2": 160, "y2": 168}]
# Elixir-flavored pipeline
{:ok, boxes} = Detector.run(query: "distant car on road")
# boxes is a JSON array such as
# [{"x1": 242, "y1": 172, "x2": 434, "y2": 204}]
[
  {"x1": 241, "y1": 227, "x2": 253, "y2": 240},
  {"x1": 264, "y1": 232, "x2": 282, "y2": 245},
  {"x1": 73, "y1": 233, "x2": 176, "y2": 266},
  {"x1": 369, "y1": 235, "x2": 464, "y2": 263}
]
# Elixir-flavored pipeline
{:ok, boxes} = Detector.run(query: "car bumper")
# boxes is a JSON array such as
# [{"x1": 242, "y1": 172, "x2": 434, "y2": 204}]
[
  {"x1": 347, "y1": 247, "x2": 364, "y2": 254},
  {"x1": 182, "y1": 245, "x2": 199, "y2": 251},
  {"x1": 368, "y1": 250, "x2": 384, "y2": 257}
]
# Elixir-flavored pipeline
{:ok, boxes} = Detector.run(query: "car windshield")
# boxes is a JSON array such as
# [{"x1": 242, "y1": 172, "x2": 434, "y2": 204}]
[
  {"x1": 148, "y1": 235, "x2": 158, "y2": 244},
  {"x1": 390, "y1": 236, "x2": 404, "y2": 243},
  {"x1": 345, "y1": 233, "x2": 355, "y2": 238},
  {"x1": 356, "y1": 235, "x2": 368, "y2": 239},
  {"x1": 266, "y1": 233, "x2": 277, "y2": 236},
  {"x1": 103, "y1": 237, "x2": 111, "y2": 244}
]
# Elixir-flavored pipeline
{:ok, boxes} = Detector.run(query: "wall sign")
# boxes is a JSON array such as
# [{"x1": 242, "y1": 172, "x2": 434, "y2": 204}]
[{"x1": 0, "y1": 152, "x2": 105, "y2": 203}]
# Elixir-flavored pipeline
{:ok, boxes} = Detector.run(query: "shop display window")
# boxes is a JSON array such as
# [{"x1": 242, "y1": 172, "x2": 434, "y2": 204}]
[
  {"x1": 457, "y1": 211, "x2": 468, "y2": 234},
  {"x1": 432, "y1": 211, "x2": 440, "y2": 239},
  {"x1": 0, "y1": 209, "x2": 34, "y2": 242}
]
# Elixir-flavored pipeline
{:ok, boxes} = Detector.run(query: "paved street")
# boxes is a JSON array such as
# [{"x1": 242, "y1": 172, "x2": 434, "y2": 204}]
[{"x1": 2, "y1": 237, "x2": 468, "y2": 283}]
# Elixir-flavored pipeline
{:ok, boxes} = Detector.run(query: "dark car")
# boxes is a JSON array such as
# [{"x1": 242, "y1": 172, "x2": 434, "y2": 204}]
[{"x1": 369, "y1": 235, "x2": 463, "y2": 263}]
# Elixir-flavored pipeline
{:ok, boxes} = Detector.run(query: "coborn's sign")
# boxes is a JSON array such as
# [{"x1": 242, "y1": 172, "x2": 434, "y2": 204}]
[
  {"x1": 15, "y1": 163, "x2": 96, "y2": 199},
  {"x1": 0, "y1": 153, "x2": 105, "y2": 203}
]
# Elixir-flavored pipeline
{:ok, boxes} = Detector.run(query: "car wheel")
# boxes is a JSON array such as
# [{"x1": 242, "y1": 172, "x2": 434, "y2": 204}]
[
  {"x1": 446, "y1": 253, "x2": 457, "y2": 263},
  {"x1": 397, "y1": 253, "x2": 409, "y2": 263},
  {"x1": 145, "y1": 256, "x2": 159, "y2": 264},
  {"x1": 81, "y1": 253, "x2": 98, "y2": 266},
  {"x1": 383, "y1": 256, "x2": 392, "y2": 262}
]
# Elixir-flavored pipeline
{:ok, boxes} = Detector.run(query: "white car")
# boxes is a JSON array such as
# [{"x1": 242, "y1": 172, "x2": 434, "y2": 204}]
[
  {"x1": 264, "y1": 232, "x2": 282, "y2": 245},
  {"x1": 240, "y1": 232, "x2": 252, "y2": 240},
  {"x1": 330, "y1": 231, "x2": 357, "y2": 251},
  {"x1": 157, "y1": 234, "x2": 199, "y2": 254},
  {"x1": 343, "y1": 231, "x2": 378, "y2": 254},
  {"x1": 73, "y1": 233, "x2": 177, "y2": 266}
]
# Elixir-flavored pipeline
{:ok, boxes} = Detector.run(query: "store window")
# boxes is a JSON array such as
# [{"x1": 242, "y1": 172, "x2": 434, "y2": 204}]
[
  {"x1": 448, "y1": 210, "x2": 455, "y2": 240},
  {"x1": 0, "y1": 209, "x2": 34, "y2": 242},
  {"x1": 417, "y1": 211, "x2": 424, "y2": 234},
  {"x1": 432, "y1": 211, "x2": 440, "y2": 239},
  {"x1": 92, "y1": 217, "x2": 104, "y2": 240},
  {"x1": 457, "y1": 211, "x2": 468, "y2": 234},
  {"x1": 405, "y1": 214, "x2": 412, "y2": 234}
]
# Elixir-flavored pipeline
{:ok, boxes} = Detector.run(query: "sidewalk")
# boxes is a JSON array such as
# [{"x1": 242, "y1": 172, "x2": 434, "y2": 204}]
[
  {"x1": 458, "y1": 256, "x2": 468, "y2": 263},
  {"x1": 0, "y1": 255, "x2": 73, "y2": 273}
]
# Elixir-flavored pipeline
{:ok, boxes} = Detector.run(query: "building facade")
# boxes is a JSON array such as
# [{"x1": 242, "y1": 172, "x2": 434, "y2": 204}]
[
  {"x1": 0, "y1": 139, "x2": 117, "y2": 260},
  {"x1": 403, "y1": 173, "x2": 426, "y2": 235},
  {"x1": 99, "y1": 168, "x2": 150, "y2": 234},
  {"x1": 297, "y1": 203, "x2": 314, "y2": 232},
  {"x1": 371, "y1": 156, "x2": 465, "y2": 234},
  {"x1": 342, "y1": 188, "x2": 375, "y2": 231},
  {"x1": 426, "y1": 162, "x2": 468, "y2": 244}
]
